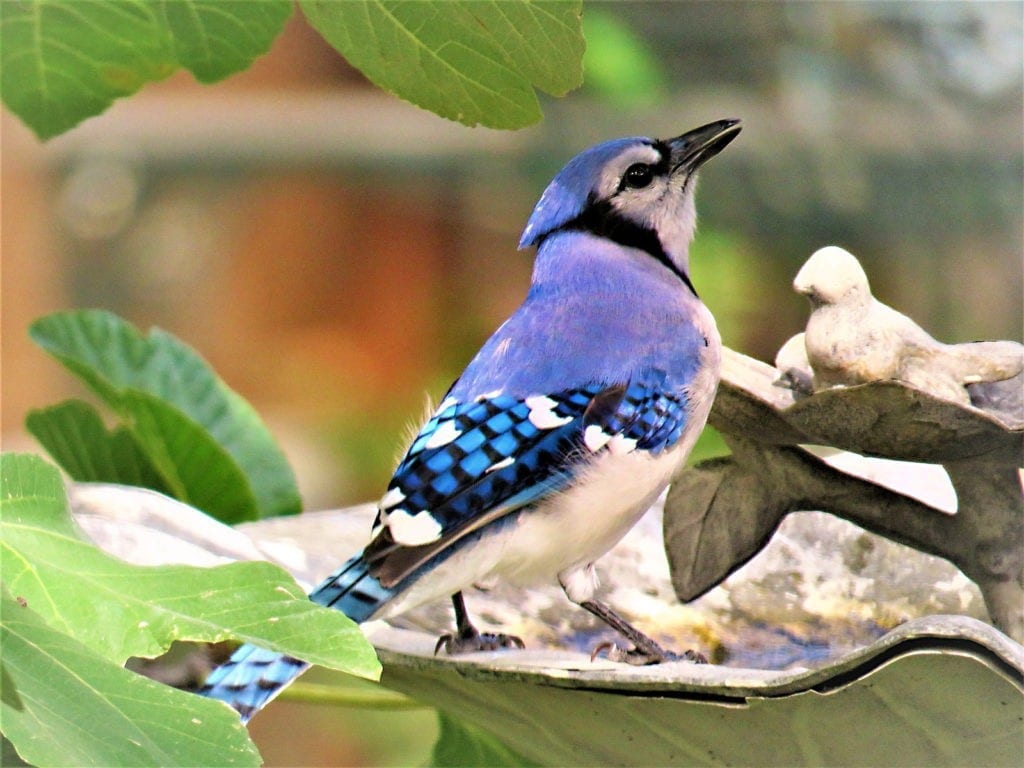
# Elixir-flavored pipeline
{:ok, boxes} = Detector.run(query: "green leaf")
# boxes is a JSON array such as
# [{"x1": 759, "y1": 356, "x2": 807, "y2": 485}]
[
  {"x1": 0, "y1": 586, "x2": 262, "y2": 768},
  {"x1": 1, "y1": 1, "x2": 174, "y2": 140},
  {"x1": 0, "y1": 453, "x2": 380, "y2": 679},
  {"x1": 26, "y1": 399, "x2": 172, "y2": 492},
  {"x1": 300, "y1": 0, "x2": 584, "y2": 129},
  {"x1": 155, "y1": 0, "x2": 293, "y2": 83},
  {"x1": 0, "y1": 0, "x2": 292, "y2": 140},
  {"x1": 117, "y1": 389, "x2": 263, "y2": 522},
  {"x1": 29, "y1": 310, "x2": 301, "y2": 522},
  {"x1": 431, "y1": 712, "x2": 538, "y2": 768}
]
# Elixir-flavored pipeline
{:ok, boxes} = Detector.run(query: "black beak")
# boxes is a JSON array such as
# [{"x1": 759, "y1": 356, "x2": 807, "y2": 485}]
[{"x1": 668, "y1": 119, "x2": 742, "y2": 175}]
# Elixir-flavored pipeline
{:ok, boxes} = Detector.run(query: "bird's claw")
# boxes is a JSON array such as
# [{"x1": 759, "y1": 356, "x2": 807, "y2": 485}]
[
  {"x1": 590, "y1": 641, "x2": 707, "y2": 666},
  {"x1": 434, "y1": 629, "x2": 525, "y2": 656}
]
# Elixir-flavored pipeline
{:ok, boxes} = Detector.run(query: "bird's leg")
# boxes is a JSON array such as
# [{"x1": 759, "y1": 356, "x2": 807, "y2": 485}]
[
  {"x1": 580, "y1": 599, "x2": 706, "y2": 666},
  {"x1": 434, "y1": 592, "x2": 526, "y2": 656}
]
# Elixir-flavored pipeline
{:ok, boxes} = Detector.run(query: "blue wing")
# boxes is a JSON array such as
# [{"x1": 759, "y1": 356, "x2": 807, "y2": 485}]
[{"x1": 364, "y1": 371, "x2": 690, "y2": 587}]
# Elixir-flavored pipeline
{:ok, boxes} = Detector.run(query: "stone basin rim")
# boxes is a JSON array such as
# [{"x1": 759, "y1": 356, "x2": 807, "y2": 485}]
[{"x1": 371, "y1": 614, "x2": 1024, "y2": 699}]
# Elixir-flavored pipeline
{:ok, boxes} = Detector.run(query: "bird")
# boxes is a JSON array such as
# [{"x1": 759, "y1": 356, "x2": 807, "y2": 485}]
[
  {"x1": 199, "y1": 119, "x2": 742, "y2": 723},
  {"x1": 794, "y1": 245, "x2": 1023, "y2": 405}
]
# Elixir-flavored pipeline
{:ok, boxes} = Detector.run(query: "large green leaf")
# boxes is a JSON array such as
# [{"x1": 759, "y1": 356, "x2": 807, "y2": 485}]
[
  {"x1": 29, "y1": 310, "x2": 301, "y2": 522},
  {"x1": 2, "y1": 0, "x2": 583, "y2": 139},
  {"x1": 0, "y1": 587, "x2": 261, "y2": 768},
  {"x1": 0, "y1": 453, "x2": 379, "y2": 678},
  {"x1": 431, "y1": 712, "x2": 537, "y2": 768},
  {"x1": 0, "y1": 0, "x2": 292, "y2": 140},
  {"x1": 155, "y1": 0, "x2": 293, "y2": 83},
  {"x1": 26, "y1": 399, "x2": 171, "y2": 493},
  {"x1": 117, "y1": 389, "x2": 263, "y2": 522},
  {"x1": 300, "y1": 0, "x2": 584, "y2": 129}
]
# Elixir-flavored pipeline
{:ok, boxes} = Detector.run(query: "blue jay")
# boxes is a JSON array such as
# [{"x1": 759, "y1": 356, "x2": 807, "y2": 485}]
[{"x1": 200, "y1": 119, "x2": 741, "y2": 722}]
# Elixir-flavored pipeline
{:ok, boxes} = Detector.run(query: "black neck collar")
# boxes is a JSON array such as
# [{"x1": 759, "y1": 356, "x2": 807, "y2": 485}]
[{"x1": 543, "y1": 201, "x2": 698, "y2": 298}]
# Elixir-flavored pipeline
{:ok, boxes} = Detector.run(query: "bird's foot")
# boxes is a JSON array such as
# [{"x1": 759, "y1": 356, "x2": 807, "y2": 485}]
[
  {"x1": 590, "y1": 640, "x2": 707, "y2": 666},
  {"x1": 434, "y1": 627, "x2": 525, "y2": 656},
  {"x1": 578, "y1": 598, "x2": 708, "y2": 666},
  {"x1": 436, "y1": 591, "x2": 526, "y2": 655}
]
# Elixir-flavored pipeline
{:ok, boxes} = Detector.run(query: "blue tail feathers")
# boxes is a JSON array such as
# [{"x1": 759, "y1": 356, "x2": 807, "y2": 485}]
[
  {"x1": 308, "y1": 553, "x2": 395, "y2": 619},
  {"x1": 199, "y1": 552, "x2": 395, "y2": 722}
]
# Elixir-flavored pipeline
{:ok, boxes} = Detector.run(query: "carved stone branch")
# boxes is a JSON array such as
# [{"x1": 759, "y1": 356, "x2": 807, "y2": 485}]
[
  {"x1": 665, "y1": 435, "x2": 958, "y2": 598},
  {"x1": 665, "y1": 334, "x2": 1023, "y2": 643}
]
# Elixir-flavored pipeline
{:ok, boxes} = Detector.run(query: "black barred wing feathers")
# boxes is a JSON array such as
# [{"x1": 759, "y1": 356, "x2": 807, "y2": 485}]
[{"x1": 365, "y1": 373, "x2": 690, "y2": 587}]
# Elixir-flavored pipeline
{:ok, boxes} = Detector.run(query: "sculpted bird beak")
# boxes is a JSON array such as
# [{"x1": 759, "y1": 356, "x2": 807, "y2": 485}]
[{"x1": 669, "y1": 119, "x2": 742, "y2": 175}]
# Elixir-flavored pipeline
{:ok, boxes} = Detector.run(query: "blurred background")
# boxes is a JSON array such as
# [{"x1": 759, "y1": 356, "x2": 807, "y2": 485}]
[
  {"x1": 4, "y1": 2, "x2": 1021, "y2": 508},
  {"x1": 2, "y1": 3, "x2": 1021, "y2": 763}
]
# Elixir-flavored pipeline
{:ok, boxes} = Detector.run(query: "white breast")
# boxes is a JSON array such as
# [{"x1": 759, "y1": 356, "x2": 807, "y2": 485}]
[
  {"x1": 377, "y1": 446, "x2": 688, "y2": 619},
  {"x1": 494, "y1": 444, "x2": 690, "y2": 602}
]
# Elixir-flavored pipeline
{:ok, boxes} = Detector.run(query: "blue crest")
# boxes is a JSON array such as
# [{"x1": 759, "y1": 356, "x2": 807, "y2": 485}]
[{"x1": 518, "y1": 136, "x2": 651, "y2": 249}]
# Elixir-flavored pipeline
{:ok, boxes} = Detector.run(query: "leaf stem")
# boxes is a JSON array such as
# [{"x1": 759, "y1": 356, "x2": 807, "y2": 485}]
[{"x1": 277, "y1": 681, "x2": 429, "y2": 710}]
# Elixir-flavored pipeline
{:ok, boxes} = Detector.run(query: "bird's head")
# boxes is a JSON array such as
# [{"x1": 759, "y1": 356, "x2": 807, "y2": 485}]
[
  {"x1": 793, "y1": 246, "x2": 872, "y2": 308},
  {"x1": 519, "y1": 119, "x2": 741, "y2": 281}
]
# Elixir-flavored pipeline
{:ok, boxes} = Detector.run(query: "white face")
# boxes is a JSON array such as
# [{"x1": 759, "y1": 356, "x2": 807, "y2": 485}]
[{"x1": 593, "y1": 143, "x2": 699, "y2": 271}]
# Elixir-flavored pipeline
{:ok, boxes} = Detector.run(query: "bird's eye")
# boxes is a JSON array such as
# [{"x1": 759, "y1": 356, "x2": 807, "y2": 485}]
[{"x1": 623, "y1": 163, "x2": 654, "y2": 189}]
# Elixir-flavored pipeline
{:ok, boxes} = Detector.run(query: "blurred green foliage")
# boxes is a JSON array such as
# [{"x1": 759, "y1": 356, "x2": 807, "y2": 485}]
[{"x1": 581, "y1": 7, "x2": 666, "y2": 106}]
